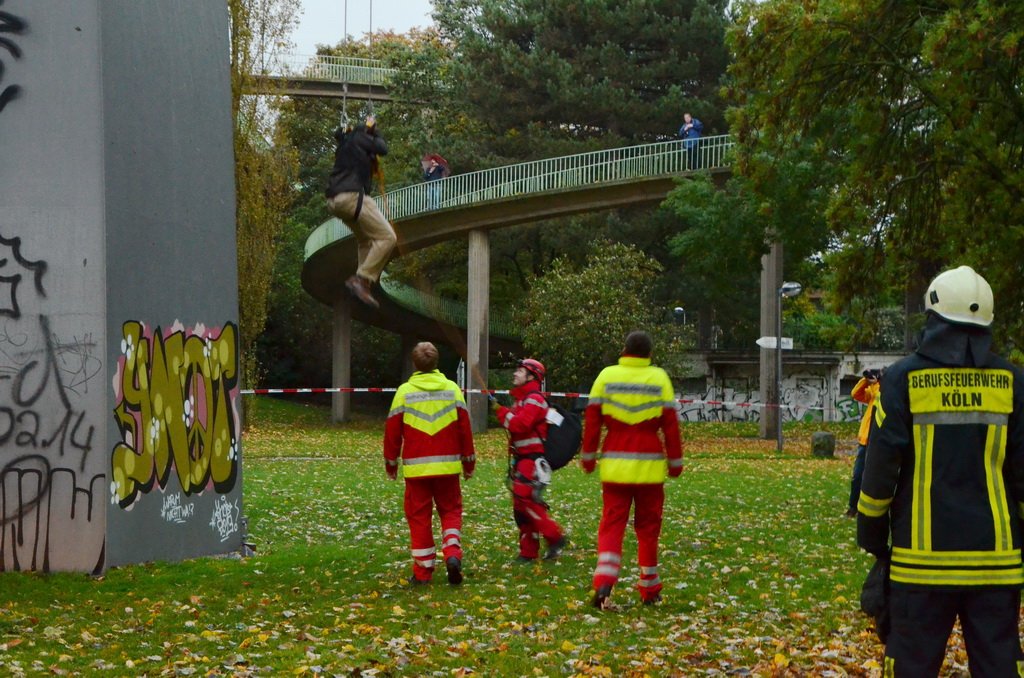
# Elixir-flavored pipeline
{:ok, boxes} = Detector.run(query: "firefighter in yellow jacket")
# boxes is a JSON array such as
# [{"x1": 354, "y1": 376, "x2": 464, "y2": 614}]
[
  {"x1": 857, "y1": 266, "x2": 1024, "y2": 676},
  {"x1": 582, "y1": 331, "x2": 683, "y2": 608},
  {"x1": 384, "y1": 342, "x2": 476, "y2": 586}
]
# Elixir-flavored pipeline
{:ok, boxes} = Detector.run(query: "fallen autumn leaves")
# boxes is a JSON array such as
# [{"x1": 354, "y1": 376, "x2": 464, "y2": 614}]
[{"x1": 0, "y1": 399, "x2": 982, "y2": 676}]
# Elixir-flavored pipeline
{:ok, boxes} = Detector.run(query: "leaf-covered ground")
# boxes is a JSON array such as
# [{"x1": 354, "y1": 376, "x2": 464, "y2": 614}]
[{"x1": 0, "y1": 398, "x2": 984, "y2": 676}]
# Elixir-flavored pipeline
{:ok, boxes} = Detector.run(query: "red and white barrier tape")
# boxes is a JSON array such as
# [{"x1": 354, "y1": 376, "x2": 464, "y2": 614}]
[{"x1": 240, "y1": 387, "x2": 826, "y2": 411}]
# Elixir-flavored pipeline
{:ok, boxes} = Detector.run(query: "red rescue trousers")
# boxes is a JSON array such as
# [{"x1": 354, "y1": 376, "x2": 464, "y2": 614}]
[
  {"x1": 404, "y1": 475, "x2": 463, "y2": 582},
  {"x1": 593, "y1": 483, "x2": 664, "y2": 601},
  {"x1": 512, "y1": 457, "x2": 563, "y2": 559}
]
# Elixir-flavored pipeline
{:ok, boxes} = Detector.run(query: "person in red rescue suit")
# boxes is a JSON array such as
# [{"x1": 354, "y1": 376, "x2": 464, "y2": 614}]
[
  {"x1": 492, "y1": 359, "x2": 568, "y2": 562},
  {"x1": 384, "y1": 342, "x2": 476, "y2": 586},
  {"x1": 857, "y1": 266, "x2": 1024, "y2": 676},
  {"x1": 582, "y1": 331, "x2": 683, "y2": 608}
]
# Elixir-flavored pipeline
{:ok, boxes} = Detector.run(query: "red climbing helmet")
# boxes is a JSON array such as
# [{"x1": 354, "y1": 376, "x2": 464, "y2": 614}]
[{"x1": 518, "y1": 358, "x2": 546, "y2": 382}]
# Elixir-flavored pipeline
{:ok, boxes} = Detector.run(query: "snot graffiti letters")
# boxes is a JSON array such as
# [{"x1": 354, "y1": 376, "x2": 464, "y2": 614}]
[{"x1": 110, "y1": 321, "x2": 240, "y2": 508}]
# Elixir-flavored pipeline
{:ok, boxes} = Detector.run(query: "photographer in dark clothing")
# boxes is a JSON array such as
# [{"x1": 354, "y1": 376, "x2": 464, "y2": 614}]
[
  {"x1": 325, "y1": 115, "x2": 396, "y2": 309},
  {"x1": 857, "y1": 265, "x2": 1024, "y2": 676},
  {"x1": 846, "y1": 368, "x2": 882, "y2": 518}
]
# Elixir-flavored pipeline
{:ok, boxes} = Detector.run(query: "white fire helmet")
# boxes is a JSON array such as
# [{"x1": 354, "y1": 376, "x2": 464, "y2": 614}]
[{"x1": 924, "y1": 265, "x2": 994, "y2": 327}]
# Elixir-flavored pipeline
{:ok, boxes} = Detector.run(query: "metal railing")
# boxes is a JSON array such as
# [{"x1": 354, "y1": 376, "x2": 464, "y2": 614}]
[
  {"x1": 306, "y1": 135, "x2": 734, "y2": 259},
  {"x1": 268, "y1": 54, "x2": 395, "y2": 86},
  {"x1": 381, "y1": 134, "x2": 734, "y2": 221}
]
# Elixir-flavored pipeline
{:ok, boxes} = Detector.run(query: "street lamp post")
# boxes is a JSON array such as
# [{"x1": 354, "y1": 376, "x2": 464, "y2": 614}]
[{"x1": 777, "y1": 281, "x2": 803, "y2": 453}]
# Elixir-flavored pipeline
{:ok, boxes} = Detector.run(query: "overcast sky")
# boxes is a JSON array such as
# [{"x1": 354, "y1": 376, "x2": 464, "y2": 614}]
[{"x1": 291, "y1": 0, "x2": 436, "y2": 55}]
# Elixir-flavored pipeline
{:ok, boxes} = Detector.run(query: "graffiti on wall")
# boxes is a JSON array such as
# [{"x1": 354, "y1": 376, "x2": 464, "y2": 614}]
[
  {"x1": 678, "y1": 375, "x2": 865, "y2": 424},
  {"x1": 0, "y1": 1, "x2": 27, "y2": 114},
  {"x1": 782, "y1": 376, "x2": 826, "y2": 422},
  {"x1": 210, "y1": 494, "x2": 240, "y2": 543},
  {"x1": 0, "y1": 234, "x2": 105, "y2": 573},
  {"x1": 111, "y1": 321, "x2": 240, "y2": 517}
]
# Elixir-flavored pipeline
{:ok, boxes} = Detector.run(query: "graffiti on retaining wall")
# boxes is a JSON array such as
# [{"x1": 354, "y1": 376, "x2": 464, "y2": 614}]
[
  {"x1": 782, "y1": 376, "x2": 826, "y2": 422},
  {"x1": 679, "y1": 387, "x2": 763, "y2": 423},
  {"x1": 111, "y1": 321, "x2": 240, "y2": 513},
  {"x1": 0, "y1": 1, "x2": 27, "y2": 114},
  {"x1": 678, "y1": 381, "x2": 865, "y2": 424},
  {"x1": 0, "y1": 234, "x2": 105, "y2": 573}
]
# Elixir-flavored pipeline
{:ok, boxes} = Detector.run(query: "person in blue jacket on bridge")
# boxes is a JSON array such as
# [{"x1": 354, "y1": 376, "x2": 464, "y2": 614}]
[{"x1": 678, "y1": 112, "x2": 703, "y2": 170}]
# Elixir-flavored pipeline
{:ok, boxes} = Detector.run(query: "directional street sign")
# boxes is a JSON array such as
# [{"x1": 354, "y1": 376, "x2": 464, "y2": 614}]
[{"x1": 755, "y1": 336, "x2": 793, "y2": 350}]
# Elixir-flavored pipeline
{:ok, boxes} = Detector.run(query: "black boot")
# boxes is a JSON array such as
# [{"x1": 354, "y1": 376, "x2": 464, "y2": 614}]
[
  {"x1": 445, "y1": 556, "x2": 463, "y2": 585},
  {"x1": 592, "y1": 585, "x2": 613, "y2": 610},
  {"x1": 543, "y1": 536, "x2": 568, "y2": 561}
]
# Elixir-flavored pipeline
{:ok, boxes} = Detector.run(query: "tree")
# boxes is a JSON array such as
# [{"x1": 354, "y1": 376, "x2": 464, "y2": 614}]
[
  {"x1": 725, "y1": 0, "x2": 1024, "y2": 350},
  {"x1": 228, "y1": 0, "x2": 300, "y2": 387},
  {"x1": 434, "y1": 0, "x2": 730, "y2": 152},
  {"x1": 518, "y1": 242, "x2": 691, "y2": 390}
]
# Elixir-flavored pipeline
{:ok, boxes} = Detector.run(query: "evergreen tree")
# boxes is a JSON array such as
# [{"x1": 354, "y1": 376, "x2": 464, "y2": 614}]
[{"x1": 434, "y1": 0, "x2": 730, "y2": 151}]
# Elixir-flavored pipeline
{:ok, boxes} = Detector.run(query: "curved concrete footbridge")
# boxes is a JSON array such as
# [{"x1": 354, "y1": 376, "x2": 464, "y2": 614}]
[{"x1": 303, "y1": 136, "x2": 734, "y2": 427}]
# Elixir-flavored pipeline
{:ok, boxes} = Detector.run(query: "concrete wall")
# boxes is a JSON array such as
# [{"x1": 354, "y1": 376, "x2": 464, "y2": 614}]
[
  {"x1": 0, "y1": 1, "x2": 241, "y2": 572},
  {"x1": 677, "y1": 352, "x2": 903, "y2": 426}
]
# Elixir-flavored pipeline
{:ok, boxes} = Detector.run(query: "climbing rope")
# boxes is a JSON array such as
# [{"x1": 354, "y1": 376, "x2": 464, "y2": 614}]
[{"x1": 366, "y1": 0, "x2": 375, "y2": 117}]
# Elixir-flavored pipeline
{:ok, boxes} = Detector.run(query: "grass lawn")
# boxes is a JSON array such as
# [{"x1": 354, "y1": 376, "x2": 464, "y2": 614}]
[{"x1": 0, "y1": 397, "x2": 978, "y2": 676}]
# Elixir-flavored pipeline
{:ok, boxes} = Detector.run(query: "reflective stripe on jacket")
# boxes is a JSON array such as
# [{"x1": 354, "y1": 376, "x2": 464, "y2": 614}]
[
  {"x1": 583, "y1": 356, "x2": 682, "y2": 484},
  {"x1": 384, "y1": 370, "x2": 475, "y2": 478}
]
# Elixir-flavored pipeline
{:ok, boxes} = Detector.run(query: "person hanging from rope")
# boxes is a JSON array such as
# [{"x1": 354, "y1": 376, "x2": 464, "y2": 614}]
[{"x1": 325, "y1": 114, "x2": 396, "y2": 309}]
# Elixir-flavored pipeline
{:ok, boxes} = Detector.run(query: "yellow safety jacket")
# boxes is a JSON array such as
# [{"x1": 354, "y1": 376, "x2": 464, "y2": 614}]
[
  {"x1": 582, "y1": 356, "x2": 683, "y2": 484},
  {"x1": 384, "y1": 371, "x2": 475, "y2": 479}
]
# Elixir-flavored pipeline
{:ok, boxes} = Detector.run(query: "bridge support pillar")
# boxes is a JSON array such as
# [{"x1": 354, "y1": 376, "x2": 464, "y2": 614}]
[
  {"x1": 467, "y1": 229, "x2": 490, "y2": 432},
  {"x1": 0, "y1": 0, "x2": 241, "y2": 571},
  {"x1": 759, "y1": 241, "x2": 783, "y2": 440},
  {"x1": 332, "y1": 295, "x2": 353, "y2": 422},
  {"x1": 401, "y1": 334, "x2": 417, "y2": 381}
]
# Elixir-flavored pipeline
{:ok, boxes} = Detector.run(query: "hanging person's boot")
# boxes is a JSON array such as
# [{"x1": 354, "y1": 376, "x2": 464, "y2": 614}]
[{"x1": 345, "y1": 274, "x2": 379, "y2": 309}]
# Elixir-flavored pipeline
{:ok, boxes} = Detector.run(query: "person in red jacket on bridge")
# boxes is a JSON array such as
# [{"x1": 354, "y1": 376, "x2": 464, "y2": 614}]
[
  {"x1": 384, "y1": 342, "x2": 476, "y2": 586},
  {"x1": 493, "y1": 359, "x2": 568, "y2": 563},
  {"x1": 583, "y1": 331, "x2": 683, "y2": 608}
]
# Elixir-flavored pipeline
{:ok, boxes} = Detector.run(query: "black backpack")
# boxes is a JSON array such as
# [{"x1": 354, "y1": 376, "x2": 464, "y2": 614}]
[{"x1": 543, "y1": 403, "x2": 582, "y2": 471}]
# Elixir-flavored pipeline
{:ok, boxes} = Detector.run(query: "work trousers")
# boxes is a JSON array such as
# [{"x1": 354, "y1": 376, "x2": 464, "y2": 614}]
[
  {"x1": 326, "y1": 192, "x2": 397, "y2": 282},
  {"x1": 684, "y1": 138, "x2": 701, "y2": 169},
  {"x1": 593, "y1": 482, "x2": 665, "y2": 601},
  {"x1": 511, "y1": 458, "x2": 563, "y2": 559},
  {"x1": 884, "y1": 587, "x2": 1024, "y2": 677},
  {"x1": 848, "y1": 443, "x2": 867, "y2": 511},
  {"x1": 404, "y1": 475, "x2": 462, "y2": 582}
]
